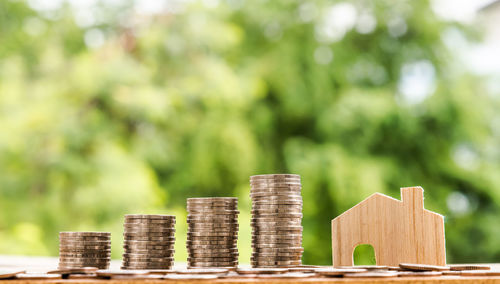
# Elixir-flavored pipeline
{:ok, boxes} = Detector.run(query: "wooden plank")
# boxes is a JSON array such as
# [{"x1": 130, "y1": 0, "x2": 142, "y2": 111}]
[{"x1": 331, "y1": 187, "x2": 446, "y2": 267}]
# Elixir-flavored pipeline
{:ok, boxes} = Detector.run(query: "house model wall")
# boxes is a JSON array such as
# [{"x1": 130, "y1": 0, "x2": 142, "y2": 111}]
[{"x1": 331, "y1": 186, "x2": 446, "y2": 267}]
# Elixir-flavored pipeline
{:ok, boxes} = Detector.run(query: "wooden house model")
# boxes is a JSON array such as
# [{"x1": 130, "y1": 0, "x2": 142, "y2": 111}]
[{"x1": 331, "y1": 186, "x2": 446, "y2": 267}]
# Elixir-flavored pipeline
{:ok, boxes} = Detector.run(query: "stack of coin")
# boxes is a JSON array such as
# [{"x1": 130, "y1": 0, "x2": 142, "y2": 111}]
[
  {"x1": 122, "y1": 214, "x2": 176, "y2": 270},
  {"x1": 58, "y1": 232, "x2": 111, "y2": 269},
  {"x1": 250, "y1": 174, "x2": 303, "y2": 267},
  {"x1": 186, "y1": 198, "x2": 239, "y2": 268}
]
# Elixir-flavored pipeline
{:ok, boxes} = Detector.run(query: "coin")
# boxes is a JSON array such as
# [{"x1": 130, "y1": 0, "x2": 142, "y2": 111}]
[
  {"x1": 187, "y1": 197, "x2": 238, "y2": 202},
  {"x1": 59, "y1": 252, "x2": 111, "y2": 258},
  {"x1": 123, "y1": 257, "x2": 174, "y2": 263},
  {"x1": 15, "y1": 273, "x2": 61, "y2": 280},
  {"x1": 188, "y1": 261, "x2": 239, "y2": 267},
  {"x1": 345, "y1": 272, "x2": 398, "y2": 278},
  {"x1": 59, "y1": 240, "x2": 111, "y2": 246},
  {"x1": 251, "y1": 260, "x2": 301, "y2": 266},
  {"x1": 123, "y1": 239, "x2": 174, "y2": 245},
  {"x1": 449, "y1": 264, "x2": 491, "y2": 271},
  {"x1": 48, "y1": 267, "x2": 98, "y2": 274},
  {"x1": 398, "y1": 271, "x2": 443, "y2": 277},
  {"x1": 250, "y1": 175, "x2": 300, "y2": 182},
  {"x1": 459, "y1": 271, "x2": 500, "y2": 276},
  {"x1": 59, "y1": 245, "x2": 111, "y2": 251},
  {"x1": 95, "y1": 270, "x2": 149, "y2": 278},
  {"x1": 0, "y1": 270, "x2": 26, "y2": 279},
  {"x1": 60, "y1": 232, "x2": 110, "y2": 236},
  {"x1": 123, "y1": 236, "x2": 175, "y2": 241},
  {"x1": 188, "y1": 224, "x2": 239, "y2": 229},
  {"x1": 399, "y1": 263, "x2": 450, "y2": 271},
  {"x1": 125, "y1": 214, "x2": 175, "y2": 220}
]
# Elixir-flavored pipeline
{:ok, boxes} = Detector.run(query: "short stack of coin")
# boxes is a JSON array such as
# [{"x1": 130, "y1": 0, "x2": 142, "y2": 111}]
[
  {"x1": 58, "y1": 232, "x2": 111, "y2": 269},
  {"x1": 250, "y1": 174, "x2": 303, "y2": 267},
  {"x1": 186, "y1": 198, "x2": 239, "y2": 268},
  {"x1": 121, "y1": 214, "x2": 176, "y2": 270}
]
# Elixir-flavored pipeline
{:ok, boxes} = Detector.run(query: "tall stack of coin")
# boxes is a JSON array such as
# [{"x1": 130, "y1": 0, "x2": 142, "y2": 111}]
[
  {"x1": 58, "y1": 232, "x2": 111, "y2": 269},
  {"x1": 186, "y1": 198, "x2": 239, "y2": 268},
  {"x1": 122, "y1": 214, "x2": 176, "y2": 270},
  {"x1": 250, "y1": 174, "x2": 303, "y2": 267}
]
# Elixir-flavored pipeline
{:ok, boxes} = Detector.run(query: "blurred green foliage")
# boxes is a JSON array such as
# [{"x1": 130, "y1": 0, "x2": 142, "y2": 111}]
[{"x1": 1, "y1": 0, "x2": 500, "y2": 265}]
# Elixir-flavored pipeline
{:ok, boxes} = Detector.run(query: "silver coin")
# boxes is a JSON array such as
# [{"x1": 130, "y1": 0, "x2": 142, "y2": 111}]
[
  {"x1": 186, "y1": 233, "x2": 237, "y2": 238},
  {"x1": 253, "y1": 247, "x2": 304, "y2": 253},
  {"x1": 123, "y1": 219, "x2": 176, "y2": 228},
  {"x1": 251, "y1": 212, "x2": 303, "y2": 218},
  {"x1": 189, "y1": 253, "x2": 238, "y2": 259},
  {"x1": 60, "y1": 232, "x2": 110, "y2": 236},
  {"x1": 252, "y1": 203, "x2": 302, "y2": 208},
  {"x1": 123, "y1": 251, "x2": 175, "y2": 258},
  {"x1": 121, "y1": 265, "x2": 172, "y2": 270},
  {"x1": 251, "y1": 197, "x2": 303, "y2": 203},
  {"x1": 187, "y1": 231, "x2": 238, "y2": 236},
  {"x1": 251, "y1": 257, "x2": 302, "y2": 262},
  {"x1": 188, "y1": 260, "x2": 238, "y2": 265},
  {"x1": 187, "y1": 211, "x2": 240, "y2": 216},
  {"x1": 123, "y1": 236, "x2": 175, "y2": 241},
  {"x1": 187, "y1": 203, "x2": 238, "y2": 208},
  {"x1": 251, "y1": 260, "x2": 301, "y2": 265},
  {"x1": 59, "y1": 244, "x2": 111, "y2": 248},
  {"x1": 250, "y1": 183, "x2": 302, "y2": 189},
  {"x1": 125, "y1": 214, "x2": 175, "y2": 220},
  {"x1": 252, "y1": 227, "x2": 303, "y2": 233},
  {"x1": 187, "y1": 245, "x2": 238, "y2": 250},
  {"x1": 123, "y1": 223, "x2": 175, "y2": 228},
  {"x1": 186, "y1": 241, "x2": 237, "y2": 247},
  {"x1": 250, "y1": 188, "x2": 302, "y2": 194},
  {"x1": 124, "y1": 243, "x2": 175, "y2": 249},
  {"x1": 123, "y1": 253, "x2": 175, "y2": 259},
  {"x1": 251, "y1": 222, "x2": 302, "y2": 228},
  {"x1": 59, "y1": 264, "x2": 109, "y2": 270},
  {"x1": 124, "y1": 226, "x2": 176, "y2": 232},
  {"x1": 188, "y1": 223, "x2": 239, "y2": 229},
  {"x1": 250, "y1": 174, "x2": 300, "y2": 180},
  {"x1": 59, "y1": 252, "x2": 111, "y2": 257},
  {"x1": 59, "y1": 248, "x2": 111, "y2": 253},
  {"x1": 251, "y1": 205, "x2": 302, "y2": 211},
  {"x1": 187, "y1": 197, "x2": 237, "y2": 201},
  {"x1": 59, "y1": 237, "x2": 110, "y2": 242},
  {"x1": 123, "y1": 230, "x2": 176, "y2": 236},
  {"x1": 253, "y1": 200, "x2": 303, "y2": 206},
  {"x1": 187, "y1": 213, "x2": 239, "y2": 218},
  {"x1": 122, "y1": 259, "x2": 174, "y2": 264},
  {"x1": 252, "y1": 243, "x2": 303, "y2": 249},
  {"x1": 252, "y1": 210, "x2": 302, "y2": 216},
  {"x1": 123, "y1": 254, "x2": 175, "y2": 260}
]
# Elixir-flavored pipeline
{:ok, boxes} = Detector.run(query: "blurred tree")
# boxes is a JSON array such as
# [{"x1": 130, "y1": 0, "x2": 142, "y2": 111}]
[{"x1": 0, "y1": 0, "x2": 499, "y2": 264}]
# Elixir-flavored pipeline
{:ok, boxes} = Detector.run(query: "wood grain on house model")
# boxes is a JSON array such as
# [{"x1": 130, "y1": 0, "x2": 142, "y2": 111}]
[{"x1": 331, "y1": 187, "x2": 446, "y2": 267}]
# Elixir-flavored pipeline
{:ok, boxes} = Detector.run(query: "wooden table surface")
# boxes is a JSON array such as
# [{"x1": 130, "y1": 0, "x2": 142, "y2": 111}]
[{"x1": 2, "y1": 256, "x2": 500, "y2": 283}]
